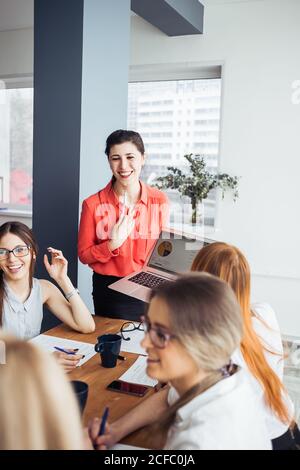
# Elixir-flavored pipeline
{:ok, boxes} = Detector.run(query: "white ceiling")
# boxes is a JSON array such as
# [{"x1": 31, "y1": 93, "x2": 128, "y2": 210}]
[{"x1": 0, "y1": 0, "x2": 265, "y2": 33}]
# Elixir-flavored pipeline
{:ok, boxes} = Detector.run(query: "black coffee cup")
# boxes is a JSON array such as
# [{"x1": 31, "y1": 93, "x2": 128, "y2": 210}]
[
  {"x1": 70, "y1": 380, "x2": 89, "y2": 415},
  {"x1": 95, "y1": 333, "x2": 122, "y2": 368}
]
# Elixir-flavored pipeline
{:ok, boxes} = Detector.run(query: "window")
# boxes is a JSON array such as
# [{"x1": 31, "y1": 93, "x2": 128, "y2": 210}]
[
  {"x1": 0, "y1": 77, "x2": 33, "y2": 212},
  {"x1": 128, "y1": 66, "x2": 222, "y2": 230}
]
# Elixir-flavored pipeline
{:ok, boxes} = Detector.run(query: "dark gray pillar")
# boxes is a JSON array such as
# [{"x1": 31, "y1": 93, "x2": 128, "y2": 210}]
[{"x1": 33, "y1": 0, "x2": 84, "y2": 330}]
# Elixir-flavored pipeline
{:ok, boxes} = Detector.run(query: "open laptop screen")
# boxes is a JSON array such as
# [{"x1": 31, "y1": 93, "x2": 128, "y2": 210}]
[{"x1": 148, "y1": 232, "x2": 212, "y2": 275}]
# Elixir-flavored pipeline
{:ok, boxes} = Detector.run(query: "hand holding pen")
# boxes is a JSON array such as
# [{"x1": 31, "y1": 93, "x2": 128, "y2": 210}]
[
  {"x1": 88, "y1": 407, "x2": 117, "y2": 450},
  {"x1": 53, "y1": 346, "x2": 85, "y2": 372},
  {"x1": 92, "y1": 406, "x2": 109, "y2": 450}
]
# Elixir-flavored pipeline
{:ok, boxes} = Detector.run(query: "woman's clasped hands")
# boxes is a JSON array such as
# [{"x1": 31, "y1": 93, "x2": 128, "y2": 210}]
[{"x1": 108, "y1": 207, "x2": 136, "y2": 252}]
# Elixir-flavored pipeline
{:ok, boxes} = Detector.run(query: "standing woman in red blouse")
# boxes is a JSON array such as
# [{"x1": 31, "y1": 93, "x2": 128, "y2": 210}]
[{"x1": 78, "y1": 130, "x2": 169, "y2": 321}]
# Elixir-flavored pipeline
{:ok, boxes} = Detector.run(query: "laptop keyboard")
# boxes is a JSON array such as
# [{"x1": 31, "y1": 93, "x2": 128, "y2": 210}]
[{"x1": 129, "y1": 272, "x2": 169, "y2": 289}]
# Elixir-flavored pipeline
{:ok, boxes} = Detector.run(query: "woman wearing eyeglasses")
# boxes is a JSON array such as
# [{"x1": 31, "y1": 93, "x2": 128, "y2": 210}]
[
  {"x1": 191, "y1": 242, "x2": 299, "y2": 450},
  {"x1": 87, "y1": 274, "x2": 270, "y2": 450},
  {"x1": 0, "y1": 221, "x2": 95, "y2": 371}
]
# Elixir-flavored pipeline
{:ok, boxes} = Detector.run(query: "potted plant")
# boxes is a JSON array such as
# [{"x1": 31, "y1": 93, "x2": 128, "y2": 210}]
[{"x1": 155, "y1": 153, "x2": 239, "y2": 225}]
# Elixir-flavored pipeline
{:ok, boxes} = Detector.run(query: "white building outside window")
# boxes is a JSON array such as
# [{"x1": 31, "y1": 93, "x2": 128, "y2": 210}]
[
  {"x1": 128, "y1": 65, "x2": 222, "y2": 232},
  {"x1": 0, "y1": 77, "x2": 33, "y2": 214}
]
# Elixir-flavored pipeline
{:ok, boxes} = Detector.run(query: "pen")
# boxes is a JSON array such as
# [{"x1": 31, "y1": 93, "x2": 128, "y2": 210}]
[
  {"x1": 99, "y1": 406, "x2": 109, "y2": 436},
  {"x1": 118, "y1": 354, "x2": 126, "y2": 361},
  {"x1": 154, "y1": 382, "x2": 167, "y2": 392},
  {"x1": 54, "y1": 346, "x2": 78, "y2": 355},
  {"x1": 120, "y1": 192, "x2": 127, "y2": 217}
]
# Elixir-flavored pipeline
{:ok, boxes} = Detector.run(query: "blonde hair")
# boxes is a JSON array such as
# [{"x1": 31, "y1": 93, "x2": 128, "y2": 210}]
[
  {"x1": 146, "y1": 272, "x2": 242, "y2": 446},
  {"x1": 0, "y1": 335, "x2": 83, "y2": 450},
  {"x1": 191, "y1": 242, "x2": 290, "y2": 424}
]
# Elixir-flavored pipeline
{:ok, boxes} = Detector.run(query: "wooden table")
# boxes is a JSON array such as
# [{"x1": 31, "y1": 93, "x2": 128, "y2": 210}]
[{"x1": 47, "y1": 316, "x2": 154, "y2": 448}]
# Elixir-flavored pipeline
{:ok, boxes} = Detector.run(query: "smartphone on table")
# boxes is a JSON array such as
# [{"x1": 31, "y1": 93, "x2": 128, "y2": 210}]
[{"x1": 107, "y1": 380, "x2": 149, "y2": 397}]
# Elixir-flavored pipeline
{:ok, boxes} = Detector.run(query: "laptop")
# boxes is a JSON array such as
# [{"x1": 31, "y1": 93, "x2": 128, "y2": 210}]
[{"x1": 108, "y1": 230, "x2": 215, "y2": 302}]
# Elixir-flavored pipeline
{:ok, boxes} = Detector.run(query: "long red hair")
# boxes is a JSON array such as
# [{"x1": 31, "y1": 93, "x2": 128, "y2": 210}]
[{"x1": 191, "y1": 242, "x2": 290, "y2": 424}]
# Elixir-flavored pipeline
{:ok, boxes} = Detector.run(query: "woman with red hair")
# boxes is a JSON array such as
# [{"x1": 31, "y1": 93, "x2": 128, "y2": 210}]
[{"x1": 191, "y1": 242, "x2": 300, "y2": 450}]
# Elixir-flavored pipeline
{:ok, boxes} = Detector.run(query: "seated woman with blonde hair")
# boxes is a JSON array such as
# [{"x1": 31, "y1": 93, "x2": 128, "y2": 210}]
[
  {"x1": 88, "y1": 274, "x2": 270, "y2": 450},
  {"x1": 191, "y1": 241, "x2": 300, "y2": 450},
  {"x1": 0, "y1": 335, "x2": 84, "y2": 450}
]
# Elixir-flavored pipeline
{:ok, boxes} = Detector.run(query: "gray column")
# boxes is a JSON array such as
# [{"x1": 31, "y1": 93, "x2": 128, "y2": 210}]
[{"x1": 78, "y1": 0, "x2": 131, "y2": 311}]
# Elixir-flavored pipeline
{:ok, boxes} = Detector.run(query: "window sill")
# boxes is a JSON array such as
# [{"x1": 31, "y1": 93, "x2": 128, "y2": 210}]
[{"x1": 0, "y1": 208, "x2": 32, "y2": 218}]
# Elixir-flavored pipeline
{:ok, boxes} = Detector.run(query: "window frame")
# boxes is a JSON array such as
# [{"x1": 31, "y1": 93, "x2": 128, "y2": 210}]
[
  {"x1": 128, "y1": 62, "x2": 224, "y2": 234},
  {"x1": 0, "y1": 74, "x2": 34, "y2": 216}
]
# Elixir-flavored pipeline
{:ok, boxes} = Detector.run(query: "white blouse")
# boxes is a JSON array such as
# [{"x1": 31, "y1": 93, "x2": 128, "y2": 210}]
[
  {"x1": 231, "y1": 302, "x2": 294, "y2": 440},
  {"x1": 166, "y1": 369, "x2": 271, "y2": 450},
  {"x1": 2, "y1": 278, "x2": 43, "y2": 340}
]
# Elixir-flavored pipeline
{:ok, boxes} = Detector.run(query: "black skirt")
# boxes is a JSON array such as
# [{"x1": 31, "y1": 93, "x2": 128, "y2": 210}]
[
  {"x1": 272, "y1": 422, "x2": 300, "y2": 450},
  {"x1": 92, "y1": 272, "x2": 146, "y2": 321}
]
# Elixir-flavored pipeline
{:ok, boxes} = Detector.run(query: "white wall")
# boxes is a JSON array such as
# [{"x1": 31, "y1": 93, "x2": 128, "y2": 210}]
[
  {"x1": 130, "y1": 0, "x2": 300, "y2": 335},
  {"x1": 0, "y1": 28, "x2": 33, "y2": 76},
  {"x1": 78, "y1": 0, "x2": 131, "y2": 313}
]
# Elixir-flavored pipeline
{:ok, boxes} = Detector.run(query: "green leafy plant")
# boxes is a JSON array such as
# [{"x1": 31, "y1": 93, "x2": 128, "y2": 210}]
[{"x1": 155, "y1": 153, "x2": 240, "y2": 224}]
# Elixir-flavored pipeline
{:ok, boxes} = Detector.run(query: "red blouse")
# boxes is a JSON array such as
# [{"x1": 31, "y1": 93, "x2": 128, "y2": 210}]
[{"x1": 78, "y1": 181, "x2": 169, "y2": 277}]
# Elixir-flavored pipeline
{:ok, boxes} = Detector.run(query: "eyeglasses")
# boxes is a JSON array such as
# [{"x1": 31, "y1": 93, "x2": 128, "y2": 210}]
[
  {"x1": 120, "y1": 321, "x2": 144, "y2": 341},
  {"x1": 141, "y1": 315, "x2": 177, "y2": 349},
  {"x1": 0, "y1": 245, "x2": 31, "y2": 261}
]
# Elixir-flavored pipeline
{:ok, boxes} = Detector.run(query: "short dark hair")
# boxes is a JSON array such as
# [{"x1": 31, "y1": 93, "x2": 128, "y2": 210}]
[{"x1": 105, "y1": 129, "x2": 145, "y2": 157}]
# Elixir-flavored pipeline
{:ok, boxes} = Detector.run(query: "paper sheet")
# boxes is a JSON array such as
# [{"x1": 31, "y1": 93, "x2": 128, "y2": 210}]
[
  {"x1": 30, "y1": 334, "x2": 97, "y2": 367},
  {"x1": 110, "y1": 443, "x2": 147, "y2": 450},
  {"x1": 120, "y1": 324, "x2": 146, "y2": 356},
  {"x1": 119, "y1": 355, "x2": 157, "y2": 387}
]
